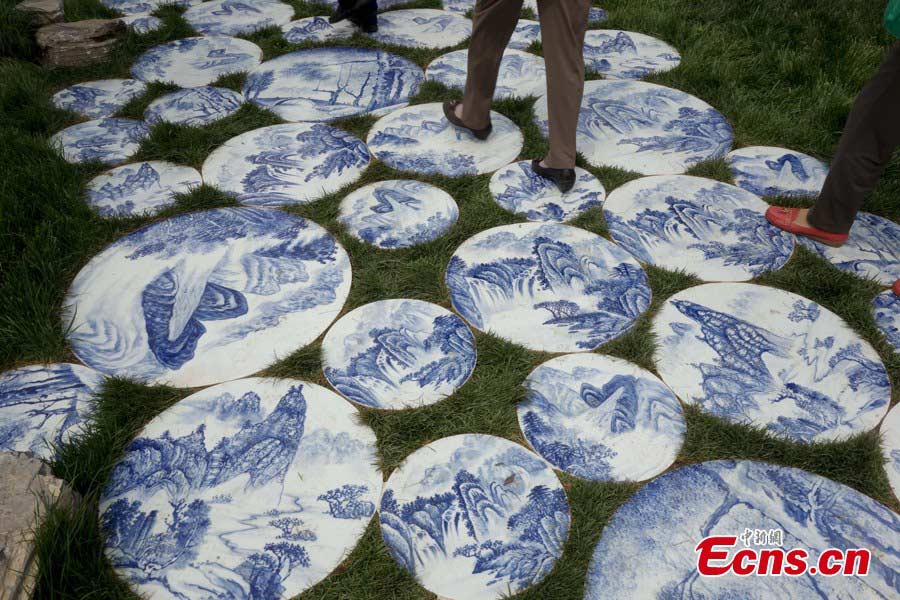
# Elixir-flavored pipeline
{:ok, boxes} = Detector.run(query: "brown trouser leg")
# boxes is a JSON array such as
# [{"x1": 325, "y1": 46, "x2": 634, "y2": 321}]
[
  {"x1": 808, "y1": 42, "x2": 900, "y2": 234},
  {"x1": 462, "y1": 0, "x2": 591, "y2": 169}
]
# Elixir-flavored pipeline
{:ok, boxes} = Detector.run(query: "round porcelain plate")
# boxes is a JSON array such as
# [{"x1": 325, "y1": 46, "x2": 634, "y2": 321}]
[
  {"x1": 184, "y1": 0, "x2": 294, "y2": 36},
  {"x1": 583, "y1": 30, "x2": 681, "y2": 79},
  {"x1": 85, "y1": 160, "x2": 202, "y2": 217},
  {"x1": 132, "y1": 36, "x2": 263, "y2": 88},
  {"x1": 873, "y1": 289, "x2": 900, "y2": 352},
  {"x1": 51, "y1": 79, "x2": 147, "y2": 119},
  {"x1": 371, "y1": 9, "x2": 471, "y2": 49},
  {"x1": 144, "y1": 87, "x2": 243, "y2": 127},
  {"x1": 880, "y1": 403, "x2": 900, "y2": 500},
  {"x1": 726, "y1": 146, "x2": 829, "y2": 197},
  {"x1": 50, "y1": 118, "x2": 150, "y2": 165},
  {"x1": 427, "y1": 49, "x2": 546, "y2": 99}
]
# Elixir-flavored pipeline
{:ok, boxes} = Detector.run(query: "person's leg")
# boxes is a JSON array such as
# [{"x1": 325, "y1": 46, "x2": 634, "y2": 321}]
[
  {"x1": 807, "y1": 42, "x2": 900, "y2": 233},
  {"x1": 459, "y1": 0, "x2": 524, "y2": 129},
  {"x1": 537, "y1": 0, "x2": 592, "y2": 169}
]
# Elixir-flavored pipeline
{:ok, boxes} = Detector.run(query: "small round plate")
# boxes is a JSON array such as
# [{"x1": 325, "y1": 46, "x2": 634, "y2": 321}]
[
  {"x1": 873, "y1": 289, "x2": 900, "y2": 352},
  {"x1": 588, "y1": 6, "x2": 609, "y2": 22},
  {"x1": 322, "y1": 299, "x2": 476, "y2": 409},
  {"x1": 338, "y1": 179, "x2": 459, "y2": 248},
  {"x1": 427, "y1": 49, "x2": 545, "y2": 99},
  {"x1": 490, "y1": 160, "x2": 605, "y2": 222},
  {"x1": 380, "y1": 434, "x2": 570, "y2": 599},
  {"x1": 604, "y1": 175, "x2": 794, "y2": 281},
  {"x1": 281, "y1": 16, "x2": 357, "y2": 43},
  {"x1": 50, "y1": 118, "x2": 150, "y2": 165},
  {"x1": 120, "y1": 15, "x2": 164, "y2": 34},
  {"x1": 726, "y1": 146, "x2": 829, "y2": 197},
  {"x1": 145, "y1": 86, "x2": 243, "y2": 126},
  {"x1": 446, "y1": 222, "x2": 651, "y2": 352},
  {"x1": 880, "y1": 403, "x2": 900, "y2": 500},
  {"x1": 367, "y1": 102, "x2": 523, "y2": 176},
  {"x1": 203, "y1": 123, "x2": 370, "y2": 206},
  {"x1": 371, "y1": 9, "x2": 471, "y2": 49},
  {"x1": 0, "y1": 363, "x2": 104, "y2": 460},
  {"x1": 583, "y1": 30, "x2": 681, "y2": 79},
  {"x1": 534, "y1": 80, "x2": 733, "y2": 175},
  {"x1": 52, "y1": 79, "x2": 147, "y2": 119},
  {"x1": 85, "y1": 160, "x2": 202, "y2": 217},
  {"x1": 184, "y1": 0, "x2": 294, "y2": 36},
  {"x1": 100, "y1": 0, "x2": 199, "y2": 16},
  {"x1": 518, "y1": 353, "x2": 685, "y2": 482},
  {"x1": 653, "y1": 282, "x2": 890, "y2": 443},
  {"x1": 132, "y1": 36, "x2": 263, "y2": 88},
  {"x1": 509, "y1": 19, "x2": 540, "y2": 49},
  {"x1": 100, "y1": 378, "x2": 381, "y2": 599},
  {"x1": 243, "y1": 47, "x2": 424, "y2": 122}
]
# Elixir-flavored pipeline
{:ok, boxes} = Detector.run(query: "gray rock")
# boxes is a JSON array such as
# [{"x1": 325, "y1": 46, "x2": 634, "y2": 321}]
[
  {"x1": 35, "y1": 19, "x2": 126, "y2": 68},
  {"x1": 15, "y1": 0, "x2": 64, "y2": 25},
  {"x1": 0, "y1": 452, "x2": 78, "y2": 600}
]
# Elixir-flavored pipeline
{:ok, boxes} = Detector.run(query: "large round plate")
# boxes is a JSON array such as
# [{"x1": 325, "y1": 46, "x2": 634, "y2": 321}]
[
  {"x1": 585, "y1": 460, "x2": 900, "y2": 599},
  {"x1": 427, "y1": 49, "x2": 545, "y2": 99},
  {"x1": 727, "y1": 146, "x2": 829, "y2": 197},
  {"x1": 446, "y1": 223, "x2": 651, "y2": 352},
  {"x1": 338, "y1": 179, "x2": 459, "y2": 249},
  {"x1": 371, "y1": 9, "x2": 471, "y2": 49},
  {"x1": 653, "y1": 283, "x2": 890, "y2": 442},
  {"x1": 880, "y1": 404, "x2": 900, "y2": 500},
  {"x1": 489, "y1": 160, "x2": 605, "y2": 222},
  {"x1": 243, "y1": 47, "x2": 424, "y2": 122},
  {"x1": 281, "y1": 16, "x2": 357, "y2": 43},
  {"x1": 583, "y1": 30, "x2": 681, "y2": 79},
  {"x1": 367, "y1": 102, "x2": 523, "y2": 176},
  {"x1": 100, "y1": 0, "x2": 199, "y2": 16},
  {"x1": 145, "y1": 86, "x2": 243, "y2": 126},
  {"x1": 202, "y1": 123, "x2": 370, "y2": 206},
  {"x1": 874, "y1": 289, "x2": 900, "y2": 352},
  {"x1": 518, "y1": 354, "x2": 684, "y2": 482},
  {"x1": 50, "y1": 118, "x2": 149, "y2": 165},
  {"x1": 64, "y1": 208, "x2": 352, "y2": 387},
  {"x1": 509, "y1": 19, "x2": 540, "y2": 49},
  {"x1": 85, "y1": 160, "x2": 202, "y2": 218},
  {"x1": 604, "y1": 175, "x2": 794, "y2": 281},
  {"x1": 534, "y1": 80, "x2": 733, "y2": 175},
  {"x1": 51, "y1": 79, "x2": 147, "y2": 119},
  {"x1": 132, "y1": 36, "x2": 263, "y2": 88},
  {"x1": 799, "y1": 212, "x2": 900, "y2": 285},
  {"x1": 0, "y1": 364, "x2": 104, "y2": 460},
  {"x1": 100, "y1": 378, "x2": 381, "y2": 599},
  {"x1": 184, "y1": 0, "x2": 294, "y2": 36},
  {"x1": 380, "y1": 434, "x2": 570, "y2": 599},
  {"x1": 322, "y1": 299, "x2": 476, "y2": 409}
]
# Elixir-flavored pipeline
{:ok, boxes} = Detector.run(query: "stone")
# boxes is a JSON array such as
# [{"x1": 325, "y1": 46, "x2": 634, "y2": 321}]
[
  {"x1": 15, "y1": 0, "x2": 63, "y2": 25},
  {"x1": 36, "y1": 19, "x2": 125, "y2": 68},
  {"x1": 0, "y1": 452, "x2": 78, "y2": 600}
]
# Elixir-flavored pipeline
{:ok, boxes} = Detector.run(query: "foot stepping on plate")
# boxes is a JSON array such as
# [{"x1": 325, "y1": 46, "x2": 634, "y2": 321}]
[{"x1": 490, "y1": 160, "x2": 605, "y2": 222}]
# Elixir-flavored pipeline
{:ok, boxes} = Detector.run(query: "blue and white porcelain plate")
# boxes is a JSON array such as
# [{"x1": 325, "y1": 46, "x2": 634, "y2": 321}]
[
  {"x1": 509, "y1": 19, "x2": 540, "y2": 49},
  {"x1": 322, "y1": 299, "x2": 476, "y2": 410},
  {"x1": 64, "y1": 208, "x2": 352, "y2": 387},
  {"x1": 243, "y1": 47, "x2": 424, "y2": 122},
  {"x1": 518, "y1": 354, "x2": 684, "y2": 482},
  {"x1": 585, "y1": 460, "x2": 900, "y2": 599},
  {"x1": 441, "y1": 0, "x2": 475, "y2": 14},
  {"x1": 371, "y1": 9, "x2": 471, "y2": 49},
  {"x1": 489, "y1": 160, "x2": 605, "y2": 222},
  {"x1": 588, "y1": 6, "x2": 608, "y2": 22},
  {"x1": 184, "y1": 0, "x2": 294, "y2": 36},
  {"x1": 145, "y1": 86, "x2": 243, "y2": 126},
  {"x1": 874, "y1": 289, "x2": 900, "y2": 352},
  {"x1": 380, "y1": 434, "x2": 569, "y2": 599},
  {"x1": 132, "y1": 36, "x2": 263, "y2": 88},
  {"x1": 320, "y1": 0, "x2": 410, "y2": 9},
  {"x1": 446, "y1": 223, "x2": 651, "y2": 352},
  {"x1": 534, "y1": 80, "x2": 733, "y2": 175},
  {"x1": 427, "y1": 49, "x2": 546, "y2": 99},
  {"x1": 0, "y1": 363, "x2": 104, "y2": 460},
  {"x1": 85, "y1": 161, "x2": 202, "y2": 217},
  {"x1": 880, "y1": 404, "x2": 900, "y2": 500},
  {"x1": 583, "y1": 30, "x2": 681, "y2": 79},
  {"x1": 50, "y1": 118, "x2": 150, "y2": 165},
  {"x1": 727, "y1": 146, "x2": 829, "y2": 197},
  {"x1": 799, "y1": 212, "x2": 900, "y2": 285},
  {"x1": 338, "y1": 179, "x2": 459, "y2": 248},
  {"x1": 281, "y1": 16, "x2": 357, "y2": 43},
  {"x1": 101, "y1": 0, "x2": 199, "y2": 16},
  {"x1": 367, "y1": 102, "x2": 523, "y2": 176},
  {"x1": 604, "y1": 175, "x2": 794, "y2": 281},
  {"x1": 120, "y1": 15, "x2": 163, "y2": 35},
  {"x1": 100, "y1": 378, "x2": 381, "y2": 599},
  {"x1": 52, "y1": 79, "x2": 147, "y2": 119},
  {"x1": 653, "y1": 283, "x2": 890, "y2": 443},
  {"x1": 202, "y1": 123, "x2": 369, "y2": 206}
]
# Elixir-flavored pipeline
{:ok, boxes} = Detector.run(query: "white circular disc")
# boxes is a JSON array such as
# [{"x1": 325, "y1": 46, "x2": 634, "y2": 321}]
[
  {"x1": 50, "y1": 118, "x2": 150, "y2": 165},
  {"x1": 202, "y1": 123, "x2": 370, "y2": 206},
  {"x1": 100, "y1": 378, "x2": 381, "y2": 599},
  {"x1": 322, "y1": 299, "x2": 476, "y2": 409},
  {"x1": 380, "y1": 434, "x2": 570, "y2": 599},
  {"x1": 874, "y1": 289, "x2": 900, "y2": 352},
  {"x1": 85, "y1": 160, "x2": 202, "y2": 217},
  {"x1": 583, "y1": 30, "x2": 681, "y2": 79},
  {"x1": 798, "y1": 212, "x2": 900, "y2": 285},
  {"x1": 489, "y1": 160, "x2": 605, "y2": 222},
  {"x1": 132, "y1": 36, "x2": 263, "y2": 88},
  {"x1": 427, "y1": 49, "x2": 545, "y2": 99},
  {"x1": 653, "y1": 282, "x2": 890, "y2": 443},
  {"x1": 145, "y1": 86, "x2": 243, "y2": 126},
  {"x1": 880, "y1": 403, "x2": 900, "y2": 500},
  {"x1": 508, "y1": 19, "x2": 540, "y2": 49},
  {"x1": 64, "y1": 208, "x2": 352, "y2": 387},
  {"x1": 371, "y1": 9, "x2": 471, "y2": 49},
  {"x1": 119, "y1": 15, "x2": 163, "y2": 34},
  {"x1": 184, "y1": 0, "x2": 294, "y2": 36},
  {"x1": 726, "y1": 146, "x2": 829, "y2": 197},
  {"x1": 281, "y1": 16, "x2": 357, "y2": 43},
  {"x1": 101, "y1": 0, "x2": 199, "y2": 16},
  {"x1": 446, "y1": 222, "x2": 651, "y2": 352},
  {"x1": 518, "y1": 353, "x2": 685, "y2": 481},
  {"x1": 52, "y1": 79, "x2": 147, "y2": 119}
]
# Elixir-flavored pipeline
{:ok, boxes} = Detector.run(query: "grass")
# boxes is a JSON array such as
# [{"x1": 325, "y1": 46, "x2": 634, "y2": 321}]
[{"x1": 0, "y1": 0, "x2": 898, "y2": 598}]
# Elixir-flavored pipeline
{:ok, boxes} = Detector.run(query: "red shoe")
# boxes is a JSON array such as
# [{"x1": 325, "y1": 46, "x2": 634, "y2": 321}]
[
  {"x1": 765, "y1": 207, "x2": 849, "y2": 247},
  {"x1": 893, "y1": 280, "x2": 900, "y2": 296}
]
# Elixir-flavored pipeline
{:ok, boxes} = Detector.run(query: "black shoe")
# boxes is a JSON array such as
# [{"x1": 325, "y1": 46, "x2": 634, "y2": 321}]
[
  {"x1": 348, "y1": 11, "x2": 378, "y2": 33},
  {"x1": 532, "y1": 159, "x2": 576, "y2": 193},
  {"x1": 442, "y1": 100, "x2": 492, "y2": 140},
  {"x1": 329, "y1": 0, "x2": 372, "y2": 24}
]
